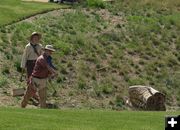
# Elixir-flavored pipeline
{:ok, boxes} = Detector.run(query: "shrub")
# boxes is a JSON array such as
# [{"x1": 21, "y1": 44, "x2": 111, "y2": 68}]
[
  {"x1": 115, "y1": 95, "x2": 124, "y2": 107},
  {"x1": 86, "y1": 0, "x2": 105, "y2": 8},
  {"x1": 14, "y1": 61, "x2": 21, "y2": 73},
  {"x1": 128, "y1": 78, "x2": 146, "y2": 86},
  {"x1": 2, "y1": 67, "x2": 10, "y2": 75},
  {"x1": 102, "y1": 83, "x2": 114, "y2": 94},
  {"x1": 93, "y1": 82, "x2": 114, "y2": 95},
  {"x1": 0, "y1": 76, "x2": 8, "y2": 88},
  {"x1": 78, "y1": 79, "x2": 87, "y2": 90},
  {"x1": 54, "y1": 41, "x2": 72, "y2": 56}
]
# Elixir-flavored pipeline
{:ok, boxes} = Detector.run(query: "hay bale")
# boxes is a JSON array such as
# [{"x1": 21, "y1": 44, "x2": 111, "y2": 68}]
[
  {"x1": 12, "y1": 88, "x2": 25, "y2": 97},
  {"x1": 128, "y1": 85, "x2": 166, "y2": 111}
]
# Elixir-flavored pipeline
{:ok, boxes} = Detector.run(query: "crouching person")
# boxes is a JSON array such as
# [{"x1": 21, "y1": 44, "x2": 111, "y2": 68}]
[{"x1": 21, "y1": 45, "x2": 57, "y2": 108}]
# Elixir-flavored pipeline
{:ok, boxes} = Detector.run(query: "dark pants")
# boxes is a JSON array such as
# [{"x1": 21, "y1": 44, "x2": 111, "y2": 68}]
[{"x1": 26, "y1": 60, "x2": 36, "y2": 78}]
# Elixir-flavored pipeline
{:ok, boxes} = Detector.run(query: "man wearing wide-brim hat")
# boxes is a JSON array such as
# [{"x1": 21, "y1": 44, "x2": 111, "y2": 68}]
[
  {"x1": 21, "y1": 45, "x2": 57, "y2": 108},
  {"x1": 21, "y1": 32, "x2": 43, "y2": 78},
  {"x1": 21, "y1": 32, "x2": 43, "y2": 105}
]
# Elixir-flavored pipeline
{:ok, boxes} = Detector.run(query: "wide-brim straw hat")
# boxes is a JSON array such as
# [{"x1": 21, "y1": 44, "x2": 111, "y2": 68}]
[
  {"x1": 30, "y1": 32, "x2": 41, "y2": 40},
  {"x1": 44, "y1": 45, "x2": 55, "y2": 52}
]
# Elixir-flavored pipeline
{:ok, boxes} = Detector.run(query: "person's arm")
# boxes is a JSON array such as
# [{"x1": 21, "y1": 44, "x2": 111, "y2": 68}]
[
  {"x1": 40, "y1": 57, "x2": 57, "y2": 76},
  {"x1": 47, "y1": 56, "x2": 57, "y2": 70},
  {"x1": 21, "y1": 46, "x2": 29, "y2": 69},
  {"x1": 47, "y1": 62, "x2": 58, "y2": 78}
]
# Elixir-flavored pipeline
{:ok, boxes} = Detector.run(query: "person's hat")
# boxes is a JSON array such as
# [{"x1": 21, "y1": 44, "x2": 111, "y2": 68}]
[
  {"x1": 30, "y1": 32, "x2": 41, "y2": 40},
  {"x1": 44, "y1": 45, "x2": 55, "y2": 52}
]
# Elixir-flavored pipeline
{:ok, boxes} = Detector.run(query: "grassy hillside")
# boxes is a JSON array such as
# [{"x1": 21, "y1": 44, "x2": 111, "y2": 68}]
[
  {"x1": 0, "y1": 0, "x2": 65, "y2": 26},
  {"x1": 0, "y1": 0, "x2": 180, "y2": 109},
  {"x1": 0, "y1": 107, "x2": 179, "y2": 130}
]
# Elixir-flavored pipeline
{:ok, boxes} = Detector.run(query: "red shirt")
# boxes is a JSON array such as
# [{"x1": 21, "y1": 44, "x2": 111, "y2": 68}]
[{"x1": 32, "y1": 54, "x2": 52, "y2": 78}]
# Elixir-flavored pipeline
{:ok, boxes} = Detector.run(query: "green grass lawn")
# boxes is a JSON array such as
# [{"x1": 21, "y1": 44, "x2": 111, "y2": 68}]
[
  {"x1": 0, "y1": 107, "x2": 179, "y2": 130},
  {"x1": 0, "y1": 0, "x2": 66, "y2": 26}
]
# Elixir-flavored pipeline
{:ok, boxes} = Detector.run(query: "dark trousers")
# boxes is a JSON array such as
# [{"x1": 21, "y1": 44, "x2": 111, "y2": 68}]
[{"x1": 26, "y1": 60, "x2": 36, "y2": 78}]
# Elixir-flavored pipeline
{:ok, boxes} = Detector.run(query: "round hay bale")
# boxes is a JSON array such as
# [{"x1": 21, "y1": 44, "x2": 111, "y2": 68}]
[
  {"x1": 146, "y1": 93, "x2": 166, "y2": 111},
  {"x1": 128, "y1": 85, "x2": 166, "y2": 111}
]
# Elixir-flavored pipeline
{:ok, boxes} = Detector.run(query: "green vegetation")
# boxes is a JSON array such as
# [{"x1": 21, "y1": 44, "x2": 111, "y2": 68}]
[
  {"x1": 0, "y1": 107, "x2": 179, "y2": 130},
  {"x1": 0, "y1": 76, "x2": 8, "y2": 88},
  {"x1": 86, "y1": 0, "x2": 105, "y2": 8},
  {"x1": 0, "y1": 0, "x2": 179, "y2": 109},
  {"x1": 0, "y1": 0, "x2": 65, "y2": 26}
]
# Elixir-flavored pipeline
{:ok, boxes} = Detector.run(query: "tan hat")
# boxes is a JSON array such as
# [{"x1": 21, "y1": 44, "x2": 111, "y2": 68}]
[
  {"x1": 30, "y1": 32, "x2": 41, "y2": 40},
  {"x1": 44, "y1": 45, "x2": 55, "y2": 52}
]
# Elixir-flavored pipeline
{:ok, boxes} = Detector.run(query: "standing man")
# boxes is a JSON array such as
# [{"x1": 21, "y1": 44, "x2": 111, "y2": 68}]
[
  {"x1": 21, "y1": 32, "x2": 43, "y2": 103},
  {"x1": 21, "y1": 32, "x2": 43, "y2": 79},
  {"x1": 21, "y1": 45, "x2": 57, "y2": 108}
]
